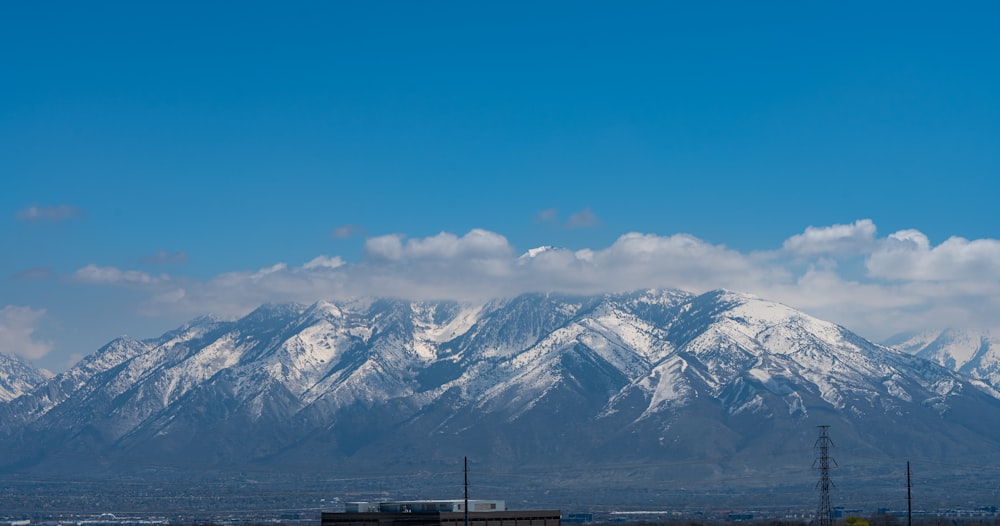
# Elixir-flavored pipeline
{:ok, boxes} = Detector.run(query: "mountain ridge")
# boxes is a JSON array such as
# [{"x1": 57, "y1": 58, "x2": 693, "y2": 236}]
[
  {"x1": 2, "y1": 289, "x2": 1000, "y2": 509},
  {"x1": 890, "y1": 329, "x2": 1000, "y2": 389},
  {"x1": 0, "y1": 352, "x2": 48, "y2": 403}
]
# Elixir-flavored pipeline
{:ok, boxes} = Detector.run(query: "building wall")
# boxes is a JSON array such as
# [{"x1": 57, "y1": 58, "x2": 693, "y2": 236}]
[
  {"x1": 440, "y1": 511, "x2": 560, "y2": 526},
  {"x1": 322, "y1": 510, "x2": 560, "y2": 526}
]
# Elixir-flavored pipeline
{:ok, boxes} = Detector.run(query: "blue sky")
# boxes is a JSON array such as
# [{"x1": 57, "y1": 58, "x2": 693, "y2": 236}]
[{"x1": 3, "y1": 2, "x2": 999, "y2": 371}]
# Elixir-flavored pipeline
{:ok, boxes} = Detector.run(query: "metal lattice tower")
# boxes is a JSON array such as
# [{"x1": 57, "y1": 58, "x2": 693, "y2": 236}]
[{"x1": 814, "y1": 425, "x2": 836, "y2": 526}]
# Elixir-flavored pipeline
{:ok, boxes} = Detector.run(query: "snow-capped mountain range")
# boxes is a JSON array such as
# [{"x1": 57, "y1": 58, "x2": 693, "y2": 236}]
[
  {"x1": 888, "y1": 329, "x2": 1000, "y2": 388},
  {"x1": 2, "y1": 289, "x2": 1000, "y2": 508},
  {"x1": 0, "y1": 352, "x2": 48, "y2": 403}
]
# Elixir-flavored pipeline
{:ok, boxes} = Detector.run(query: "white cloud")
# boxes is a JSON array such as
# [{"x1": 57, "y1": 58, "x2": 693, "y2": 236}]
[
  {"x1": 145, "y1": 230, "x2": 773, "y2": 319},
  {"x1": 504, "y1": 233, "x2": 761, "y2": 296},
  {"x1": 72, "y1": 264, "x2": 163, "y2": 285},
  {"x1": 783, "y1": 219, "x2": 876, "y2": 256},
  {"x1": 363, "y1": 234, "x2": 405, "y2": 261},
  {"x1": 15, "y1": 203, "x2": 84, "y2": 223},
  {"x1": 364, "y1": 229, "x2": 513, "y2": 261},
  {"x1": 332, "y1": 224, "x2": 366, "y2": 239},
  {"x1": 253, "y1": 263, "x2": 288, "y2": 278},
  {"x1": 867, "y1": 231, "x2": 1000, "y2": 282},
  {"x1": 758, "y1": 267, "x2": 924, "y2": 338},
  {"x1": 535, "y1": 208, "x2": 559, "y2": 224},
  {"x1": 566, "y1": 208, "x2": 600, "y2": 228},
  {"x1": 0, "y1": 306, "x2": 54, "y2": 360},
  {"x1": 57, "y1": 221, "x2": 1000, "y2": 344},
  {"x1": 154, "y1": 288, "x2": 186, "y2": 304},
  {"x1": 575, "y1": 232, "x2": 768, "y2": 292},
  {"x1": 303, "y1": 255, "x2": 345, "y2": 270}
]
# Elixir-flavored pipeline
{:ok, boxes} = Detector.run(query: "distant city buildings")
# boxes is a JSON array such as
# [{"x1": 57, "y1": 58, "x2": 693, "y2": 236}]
[{"x1": 323, "y1": 499, "x2": 560, "y2": 526}]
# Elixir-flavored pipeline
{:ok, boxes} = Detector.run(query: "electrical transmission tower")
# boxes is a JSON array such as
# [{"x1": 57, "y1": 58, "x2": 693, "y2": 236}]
[{"x1": 814, "y1": 425, "x2": 836, "y2": 526}]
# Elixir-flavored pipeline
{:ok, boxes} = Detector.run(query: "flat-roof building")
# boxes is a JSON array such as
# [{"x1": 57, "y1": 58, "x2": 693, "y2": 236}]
[
  {"x1": 345, "y1": 500, "x2": 506, "y2": 513},
  {"x1": 322, "y1": 500, "x2": 560, "y2": 526}
]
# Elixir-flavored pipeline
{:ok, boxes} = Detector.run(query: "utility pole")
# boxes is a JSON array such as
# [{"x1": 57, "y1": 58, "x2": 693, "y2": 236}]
[
  {"x1": 814, "y1": 426, "x2": 836, "y2": 526},
  {"x1": 907, "y1": 461, "x2": 912, "y2": 526},
  {"x1": 464, "y1": 456, "x2": 469, "y2": 526}
]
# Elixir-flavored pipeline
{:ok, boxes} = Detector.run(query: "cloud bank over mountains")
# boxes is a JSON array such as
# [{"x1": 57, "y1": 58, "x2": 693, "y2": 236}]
[
  {"x1": 7, "y1": 219, "x2": 1000, "y2": 362},
  {"x1": 0, "y1": 306, "x2": 54, "y2": 361}
]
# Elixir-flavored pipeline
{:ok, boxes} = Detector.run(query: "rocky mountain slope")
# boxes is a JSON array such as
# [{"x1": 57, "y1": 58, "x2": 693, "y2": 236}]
[
  {"x1": 2, "y1": 289, "x2": 1000, "y2": 509},
  {"x1": 0, "y1": 352, "x2": 47, "y2": 402},
  {"x1": 889, "y1": 329, "x2": 1000, "y2": 389}
]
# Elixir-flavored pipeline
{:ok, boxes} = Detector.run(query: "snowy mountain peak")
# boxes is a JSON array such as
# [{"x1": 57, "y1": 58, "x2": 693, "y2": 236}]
[
  {"x1": 73, "y1": 335, "x2": 151, "y2": 375},
  {"x1": 3, "y1": 288, "x2": 999, "y2": 508},
  {"x1": 0, "y1": 352, "x2": 46, "y2": 402},
  {"x1": 519, "y1": 245, "x2": 558, "y2": 259},
  {"x1": 891, "y1": 328, "x2": 1000, "y2": 388}
]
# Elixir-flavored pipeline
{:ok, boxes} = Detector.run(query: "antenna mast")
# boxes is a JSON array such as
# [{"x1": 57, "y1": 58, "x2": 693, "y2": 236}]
[
  {"x1": 464, "y1": 456, "x2": 469, "y2": 526},
  {"x1": 814, "y1": 425, "x2": 836, "y2": 526}
]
